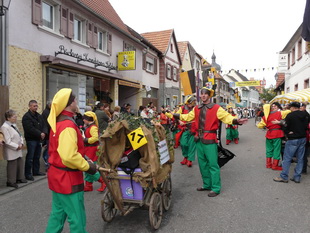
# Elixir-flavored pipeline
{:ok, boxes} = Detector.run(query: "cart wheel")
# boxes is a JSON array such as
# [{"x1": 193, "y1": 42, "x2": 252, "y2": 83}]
[
  {"x1": 101, "y1": 190, "x2": 117, "y2": 223},
  {"x1": 161, "y1": 176, "x2": 172, "y2": 211},
  {"x1": 149, "y1": 192, "x2": 163, "y2": 230}
]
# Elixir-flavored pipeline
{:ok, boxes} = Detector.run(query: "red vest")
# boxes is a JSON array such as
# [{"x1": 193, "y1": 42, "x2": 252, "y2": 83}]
[
  {"x1": 194, "y1": 104, "x2": 220, "y2": 144},
  {"x1": 84, "y1": 124, "x2": 99, "y2": 161},
  {"x1": 263, "y1": 111, "x2": 284, "y2": 139},
  {"x1": 181, "y1": 105, "x2": 196, "y2": 133},
  {"x1": 48, "y1": 111, "x2": 85, "y2": 194}
]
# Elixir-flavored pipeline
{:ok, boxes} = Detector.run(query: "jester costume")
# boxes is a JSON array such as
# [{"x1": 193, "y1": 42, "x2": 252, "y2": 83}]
[
  {"x1": 257, "y1": 104, "x2": 290, "y2": 170},
  {"x1": 46, "y1": 89, "x2": 97, "y2": 233},
  {"x1": 226, "y1": 107, "x2": 239, "y2": 145},
  {"x1": 83, "y1": 111, "x2": 106, "y2": 192},
  {"x1": 177, "y1": 101, "x2": 239, "y2": 195}
]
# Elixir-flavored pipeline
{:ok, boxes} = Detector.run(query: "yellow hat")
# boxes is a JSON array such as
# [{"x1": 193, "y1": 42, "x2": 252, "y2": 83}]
[
  {"x1": 48, "y1": 88, "x2": 72, "y2": 133},
  {"x1": 200, "y1": 87, "x2": 214, "y2": 97},
  {"x1": 226, "y1": 105, "x2": 232, "y2": 109},
  {"x1": 84, "y1": 111, "x2": 98, "y2": 127},
  {"x1": 185, "y1": 95, "x2": 197, "y2": 104},
  {"x1": 263, "y1": 104, "x2": 271, "y2": 120}
]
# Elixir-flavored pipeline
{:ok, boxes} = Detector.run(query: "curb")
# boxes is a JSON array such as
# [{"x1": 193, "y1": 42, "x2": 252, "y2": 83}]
[{"x1": 0, "y1": 176, "x2": 47, "y2": 196}]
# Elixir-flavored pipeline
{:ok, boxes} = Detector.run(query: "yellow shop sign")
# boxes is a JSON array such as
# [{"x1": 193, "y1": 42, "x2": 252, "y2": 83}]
[{"x1": 118, "y1": 51, "x2": 136, "y2": 70}]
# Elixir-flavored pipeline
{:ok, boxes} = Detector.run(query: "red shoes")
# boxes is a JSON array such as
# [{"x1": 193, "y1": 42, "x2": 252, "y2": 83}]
[
  {"x1": 97, "y1": 177, "x2": 106, "y2": 192},
  {"x1": 272, "y1": 159, "x2": 282, "y2": 171},
  {"x1": 186, "y1": 160, "x2": 192, "y2": 167},
  {"x1": 234, "y1": 138, "x2": 239, "y2": 144},
  {"x1": 180, "y1": 157, "x2": 188, "y2": 165},
  {"x1": 84, "y1": 181, "x2": 93, "y2": 192},
  {"x1": 226, "y1": 140, "x2": 231, "y2": 145},
  {"x1": 266, "y1": 158, "x2": 272, "y2": 168}
]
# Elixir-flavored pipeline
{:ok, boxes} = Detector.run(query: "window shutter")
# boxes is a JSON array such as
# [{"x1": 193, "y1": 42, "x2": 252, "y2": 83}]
[
  {"x1": 87, "y1": 21, "x2": 93, "y2": 47},
  {"x1": 107, "y1": 33, "x2": 112, "y2": 55},
  {"x1": 93, "y1": 25, "x2": 98, "y2": 48},
  {"x1": 67, "y1": 11, "x2": 74, "y2": 39},
  {"x1": 32, "y1": 0, "x2": 42, "y2": 25},
  {"x1": 60, "y1": 7, "x2": 68, "y2": 36},
  {"x1": 142, "y1": 53, "x2": 146, "y2": 70},
  {"x1": 154, "y1": 58, "x2": 157, "y2": 74}
]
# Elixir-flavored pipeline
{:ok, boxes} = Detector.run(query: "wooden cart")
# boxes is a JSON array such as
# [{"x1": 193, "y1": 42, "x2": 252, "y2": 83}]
[{"x1": 99, "y1": 168, "x2": 172, "y2": 230}]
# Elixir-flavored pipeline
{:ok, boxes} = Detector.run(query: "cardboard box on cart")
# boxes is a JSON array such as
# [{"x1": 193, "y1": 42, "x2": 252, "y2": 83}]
[{"x1": 117, "y1": 168, "x2": 144, "y2": 200}]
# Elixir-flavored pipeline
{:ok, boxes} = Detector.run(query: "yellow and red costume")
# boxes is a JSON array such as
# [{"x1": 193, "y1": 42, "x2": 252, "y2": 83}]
[
  {"x1": 45, "y1": 88, "x2": 96, "y2": 233},
  {"x1": 257, "y1": 104, "x2": 290, "y2": 170}
]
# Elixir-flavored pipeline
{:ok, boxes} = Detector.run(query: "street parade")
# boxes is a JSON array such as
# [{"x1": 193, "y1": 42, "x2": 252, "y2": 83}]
[{"x1": 0, "y1": 0, "x2": 310, "y2": 233}]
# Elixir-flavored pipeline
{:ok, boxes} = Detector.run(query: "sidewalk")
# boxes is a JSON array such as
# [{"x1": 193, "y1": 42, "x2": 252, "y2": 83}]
[{"x1": 0, "y1": 155, "x2": 47, "y2": 195}]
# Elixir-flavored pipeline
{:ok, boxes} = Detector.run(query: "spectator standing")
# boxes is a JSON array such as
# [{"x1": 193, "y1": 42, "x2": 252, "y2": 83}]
[
  {"x1": 273, "y1": 102, "x2": 310, "y2": 183},
  {"x1": 41, "y1": 101, "x2": 51, "y2": 170},
  {"x1": 45, "y1": 88, "x2": 97, "y2": 232},
  {"x1": 112, "y1": 106, "x2": 121, "y2": 121},
  {"x1": 300, "y1": 102, "x2": 310, "y2": 174},
  {"x1": 0, "y1": 129, "x2": 4, "y2": 160},
  {"x1": 1, "y1": 110, "x2": 27, "y2": 188},
  {"x1": 95, "y1": 103, "x2": 110, "y2": 135},
  {"x1": 22, "y1": 100, "x2": 47, "y2": 181}
]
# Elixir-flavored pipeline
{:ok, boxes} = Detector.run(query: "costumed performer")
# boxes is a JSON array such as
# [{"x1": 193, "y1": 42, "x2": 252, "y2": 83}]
[
  {"x1": 225, "y1": 105, "x2": 239, "y2": 145},
  {"x1": 45, "y1": 88, "x2": 97, "y2": 233},
  {"x1": 173, "y1": 88, "x2": 247, "y2": 197},
  {"x1": 82, "y1": 111, "x2": 106, "y2": 192},
  {"x1": 257, "y1": 102, "x2": 290, "y2": 170}
]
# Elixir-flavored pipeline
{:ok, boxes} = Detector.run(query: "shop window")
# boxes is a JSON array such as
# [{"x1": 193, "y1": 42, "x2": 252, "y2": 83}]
[{"x1": 294, "y1": 84, "x2": 298, "y2": 91}]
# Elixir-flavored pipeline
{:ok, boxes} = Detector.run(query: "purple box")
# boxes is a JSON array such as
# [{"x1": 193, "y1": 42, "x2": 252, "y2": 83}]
[{"x1": 117, "y1": 168, "x2": 144, "y2": 200}]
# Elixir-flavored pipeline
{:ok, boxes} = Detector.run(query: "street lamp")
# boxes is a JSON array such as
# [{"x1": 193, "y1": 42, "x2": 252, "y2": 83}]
[{"x1": 0, "y1": 0, "x2": 11, "y2": 16}]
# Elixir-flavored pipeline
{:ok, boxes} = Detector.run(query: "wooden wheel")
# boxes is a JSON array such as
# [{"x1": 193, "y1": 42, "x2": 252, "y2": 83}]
[
  {"x1": 149, "y1": 192, "x2": 163, "y2": 230},
  {"x1": 161, "y1": 176, "x2": 172, "y2": 211},
  {"x1": 101, "y1": 190, "x2": 117, "y2": 223}
]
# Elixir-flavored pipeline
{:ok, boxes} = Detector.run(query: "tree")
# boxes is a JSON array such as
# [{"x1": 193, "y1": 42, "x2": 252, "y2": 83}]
[{"x1": 259, "y1": 87, "x2": 277, "y2": 103}]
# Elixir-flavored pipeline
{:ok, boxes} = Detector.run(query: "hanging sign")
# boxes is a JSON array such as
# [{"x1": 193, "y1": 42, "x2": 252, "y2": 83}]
[
  {"x1": 127, "y1": 127, "x2": 147, "y2": 150},
  {"x1": 235, "y1": 80, "x2": 261, "y2": 87}
]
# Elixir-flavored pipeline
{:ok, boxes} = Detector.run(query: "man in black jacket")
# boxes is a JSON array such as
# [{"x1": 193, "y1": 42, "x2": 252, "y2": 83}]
[
  {"x1": 273, "y1": 102, "x2": 310, "y2": 183},
  {"x1": 22, "y1": 100, "x2": 47, "y2": 180}
]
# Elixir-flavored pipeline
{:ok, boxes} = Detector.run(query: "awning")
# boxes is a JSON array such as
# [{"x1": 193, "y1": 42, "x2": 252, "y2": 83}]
[
  {"x1": 270, "y1": 88, "x2": 310, "y2": 104},
  {"x1": 218, "y1": 102, "x2": 226, "y2": 107},
  {"x1": 236, "y1": 103, "x2": 245, "y2": 108}
]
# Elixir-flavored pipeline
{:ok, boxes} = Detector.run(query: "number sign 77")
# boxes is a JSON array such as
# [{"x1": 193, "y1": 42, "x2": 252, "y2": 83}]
[{"x1": 127, "y1": 127, "x2": 148, "y2": 150}]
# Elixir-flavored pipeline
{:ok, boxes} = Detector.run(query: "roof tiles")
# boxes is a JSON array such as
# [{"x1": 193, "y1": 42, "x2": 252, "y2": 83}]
[
  {"x1": 80, "y1": 0, "x2": 129, "y2": 33},
  {"x1": 141, "y1": 29, "x2": 174, "y2": 54}
]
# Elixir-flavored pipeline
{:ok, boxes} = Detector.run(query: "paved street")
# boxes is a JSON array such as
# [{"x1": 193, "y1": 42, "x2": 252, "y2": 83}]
[{"x1": 0, "y1": 118, "x2": 310, "y2": 233}]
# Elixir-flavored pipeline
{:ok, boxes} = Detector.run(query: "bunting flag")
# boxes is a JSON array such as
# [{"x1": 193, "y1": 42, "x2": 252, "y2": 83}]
[
  {"x1": 220, "y1": 66, "x2": 277, "y2": 74},
  {"x1": 180, "y1": 69, "x2": 196, "y2": 95}
]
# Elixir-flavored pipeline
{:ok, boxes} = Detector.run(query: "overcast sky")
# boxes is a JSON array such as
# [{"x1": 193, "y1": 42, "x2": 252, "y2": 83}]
[{"x1": 110, "y1": 0, "x2": 306, "y2": 87}]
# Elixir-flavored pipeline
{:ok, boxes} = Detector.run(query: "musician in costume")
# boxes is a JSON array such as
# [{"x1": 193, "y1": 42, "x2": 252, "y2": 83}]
[
  {"x1": 173, "y1": 88, "x2": 247, "y2": 197},
  {"x1": 45, "y1": 88, "x2": 97, "y2": 233},
  {"x1": 225, "y1": 105, "x2": 239, "y2": 145},
  {"x1": 257, "y1": 102, "x2": 290, "y2": 170},
  {"x1": 82, "y1": 111, "x2": 106, "y2": 192},
  {"x1": 175, "y1": 96, "x2": 197, "y2": 167}
]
